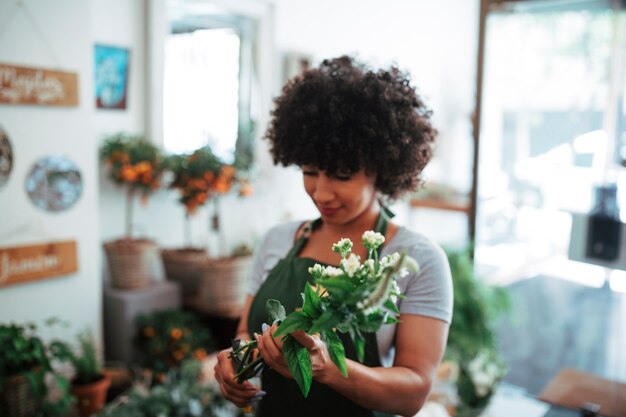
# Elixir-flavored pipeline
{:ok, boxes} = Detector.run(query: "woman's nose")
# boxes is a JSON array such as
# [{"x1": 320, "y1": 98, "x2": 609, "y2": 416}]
[{"x1": 313, "y1": 175, "x2": 335, "y2": 202}]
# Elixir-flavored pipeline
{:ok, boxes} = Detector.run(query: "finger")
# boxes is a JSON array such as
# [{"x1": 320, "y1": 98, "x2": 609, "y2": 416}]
[
  {"x1": 291, "y1": 330, "x2": 318, "y2": 351},
  {"x1": 256, "y1": 333, "x2": 293, "y2": 378},
  {"x1": 268, "y1": 324, "x2": 285, "y2": 349}
]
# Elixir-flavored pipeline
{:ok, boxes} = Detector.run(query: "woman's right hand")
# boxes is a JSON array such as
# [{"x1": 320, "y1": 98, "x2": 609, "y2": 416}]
[{"x1": 214, "y1": 347, "x2": 264, "y2": 408}]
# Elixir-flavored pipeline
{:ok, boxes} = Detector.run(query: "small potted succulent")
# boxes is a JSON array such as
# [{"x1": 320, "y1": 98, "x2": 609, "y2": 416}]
[
  {"x1": 100, "y1": 133, "x2": 165, "y2": 290},
  {"x1": 0, "y1": 322, "x2": 72, "y2": 417},
  {"x1": 50, "y1": 330, "x2": 111, "y2": 417}
]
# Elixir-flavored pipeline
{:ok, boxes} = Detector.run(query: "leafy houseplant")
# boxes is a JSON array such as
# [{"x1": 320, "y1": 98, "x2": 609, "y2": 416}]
[
  {"x1": 163, "y1": 145, "x2": 253, "y2": 310},
  {"x1": 50, "y1": 331, "x2": 111, "y2": 417},
  {"x1": 100, "y1": 133, "x2": 165, "y2": 289},
  {"x1": 442, "y1": 248, "x2": 510, "y2": 416},
  {"x1": 100, "y1": 360, "x2": 242, "y2": 417},
  {"x1": 166, "y1": 145, "x2": 252, "y2": 252},
  {"x1": 0, "y1": 322, "x2": 72, "y2": 417},
  {"x1": 134, "y1": 309, "x2": 215, "y2": 383}
]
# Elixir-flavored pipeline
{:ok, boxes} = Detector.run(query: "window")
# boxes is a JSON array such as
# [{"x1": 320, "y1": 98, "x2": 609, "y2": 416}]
[{"x1": 162, "y1": 14, "x2": 255, "y2": 168}]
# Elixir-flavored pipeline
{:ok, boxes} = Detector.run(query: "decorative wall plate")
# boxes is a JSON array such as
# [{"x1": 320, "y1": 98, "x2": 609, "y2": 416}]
[
  {"x1": 0, "y1": 127, "x2": 12, "y2": 187},
  {"x1": 25, "y1": 155, "x2": 82, "y2": 212}
]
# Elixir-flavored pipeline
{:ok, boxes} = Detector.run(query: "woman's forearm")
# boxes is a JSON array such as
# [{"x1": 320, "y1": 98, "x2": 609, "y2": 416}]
[{"x1": 318, "y1": 359, "x2": 430, "y2": 417}]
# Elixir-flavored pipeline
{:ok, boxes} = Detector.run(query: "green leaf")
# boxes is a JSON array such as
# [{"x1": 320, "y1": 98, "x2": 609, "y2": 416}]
[
  {"x1": 357, "y1": 312, "x2": 384, "y2": 333},
  {"x1": 317, "y1": 277, "x2": 355, "y2": 298},
  {"x1": 350, "y1": 327, "x2": 365, "y2": 363},
  {"x1": 323, "y1": 331, "x2": 348, "y2": 377},
  {"x1": 274, "y1": 311, "x2": 312, "y2": 338},
  {"x1": 309, "y1": 309, "x2": 343, "y2": 335},
  {"x1": 283, "y1": 336, "x2": 312, "y2": 397},
  {"x1": 384, "y1": 299, "x2": 400, "y2": 315},
  {"x1": 302, "y1": 282, "x2": 321, "y2": 317},
  {"x1": 266, "y1": 299, "x2": 287, "y2": 323}
]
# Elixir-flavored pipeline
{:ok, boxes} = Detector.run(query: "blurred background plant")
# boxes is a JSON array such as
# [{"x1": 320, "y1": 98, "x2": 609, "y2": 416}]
[
  {"x1": 166, "y1": 145, "x2": 253, "y2": 251},
  {"x1": 100, "y1": 360, "x2": 243, "y2": 417},
  {"x1": 100, "y1": 133, "x2": 165, "y2": 238},
  {"x1": 442, "y1": 248, "x2": 511, "y2": 416},
  {"x1": 50, "y1": 330, "x2": 102, "y2": 385},
  {"x1": 0, "y1": 321, "x2": 73, "y2": 417},
  {"x1": 134, "y1": 310, "x2": 215, "y2": 383}
]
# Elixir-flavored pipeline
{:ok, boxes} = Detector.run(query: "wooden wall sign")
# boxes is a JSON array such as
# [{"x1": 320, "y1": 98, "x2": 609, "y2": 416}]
[
  {"x1": 0, "y1": 240, "x2": 78, "y2": 288},
  {"x1": 0, "y1": 63, "x2": 79, "y2": 107}
]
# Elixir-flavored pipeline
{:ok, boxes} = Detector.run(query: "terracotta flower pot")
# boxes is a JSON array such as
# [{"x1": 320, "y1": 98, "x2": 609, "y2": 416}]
[{"x1": 70, "y1": 373, "x2": 111, "y2": 417}]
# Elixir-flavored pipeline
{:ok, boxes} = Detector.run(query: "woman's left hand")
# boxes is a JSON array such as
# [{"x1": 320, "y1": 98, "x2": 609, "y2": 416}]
[{"x1": 256, "y1": 324, "x2": 333, "y2": 382}]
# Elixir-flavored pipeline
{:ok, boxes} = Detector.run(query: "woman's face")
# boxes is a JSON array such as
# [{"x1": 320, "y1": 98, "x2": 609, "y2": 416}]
[{"x1": 302, "y1": 165, "x2": 377, "y2": 225}]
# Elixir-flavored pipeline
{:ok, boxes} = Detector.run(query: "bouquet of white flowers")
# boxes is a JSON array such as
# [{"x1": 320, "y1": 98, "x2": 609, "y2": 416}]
[{"x1": 230, "y1": 231, "x2": 418, "y2": 397}]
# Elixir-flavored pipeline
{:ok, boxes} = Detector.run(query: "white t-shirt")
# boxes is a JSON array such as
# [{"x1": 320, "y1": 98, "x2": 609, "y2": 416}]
[{"x1": 247, "y1": 221, "x2": 453, "y2": 367}]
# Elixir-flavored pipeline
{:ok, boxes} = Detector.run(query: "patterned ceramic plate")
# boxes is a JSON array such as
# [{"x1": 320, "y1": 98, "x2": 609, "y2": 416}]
[{"x1": 25, "y1": 155, "x2": 82, "y2": 212}]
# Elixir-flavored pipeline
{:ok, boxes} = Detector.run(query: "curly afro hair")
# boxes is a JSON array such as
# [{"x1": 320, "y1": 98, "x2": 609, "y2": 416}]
[{"x1": 265, "y1": 55, "x2": 436, "y2": 200}]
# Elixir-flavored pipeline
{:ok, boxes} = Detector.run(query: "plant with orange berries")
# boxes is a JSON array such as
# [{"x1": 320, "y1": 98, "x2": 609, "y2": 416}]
[
  {"x1": 135, "y1": 309, "x2": 215, "y2": 380},
  {"x1": 100, "y1": 134, "x2": 165, "y2": 238},
  {"x1": 166, "y1": 146, "x2": 253, "y2": 248}
]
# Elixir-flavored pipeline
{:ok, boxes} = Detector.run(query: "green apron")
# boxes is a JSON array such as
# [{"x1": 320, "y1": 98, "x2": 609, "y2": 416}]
[{"x1": 248, "y1": 212, "x2": 394, "y2": 417}]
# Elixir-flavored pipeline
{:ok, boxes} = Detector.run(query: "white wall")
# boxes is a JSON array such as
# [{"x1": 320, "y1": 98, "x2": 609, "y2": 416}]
[{"x1": 0, "y1": 0, "x2": 100, "y2": 342}]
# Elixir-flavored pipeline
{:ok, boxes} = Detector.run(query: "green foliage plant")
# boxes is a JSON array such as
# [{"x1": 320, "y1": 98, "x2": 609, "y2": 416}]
[
  {"x1": 135, "y1": 310, "x2": 215, "y2": 381},
  {"x1": 0, "y1": 322, "x2": 73, "y2": 416},
  {"x1": 49, "y1": 330, "x2": 103, "y2": 385},
  {"x1": 100, "y1": 360, "x2": 242, "y2": 417},
  {"x1": 444, "y1": 248, "x2": 510, "y2": 412}
]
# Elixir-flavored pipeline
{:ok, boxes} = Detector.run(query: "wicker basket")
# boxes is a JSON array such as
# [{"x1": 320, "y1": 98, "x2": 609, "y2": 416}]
[
  {"x1": 104, "y1": 239, "x2": 159, "y2": 290},
  {"x1": 191, "y1": 256, "x2": 253, "y2": 318},
  {"x1": 161, "y1": 248, "x2": 209, "y2": 301},
  {"x1": 1, "y1": 373, "x2": 42, "y2": 417}
]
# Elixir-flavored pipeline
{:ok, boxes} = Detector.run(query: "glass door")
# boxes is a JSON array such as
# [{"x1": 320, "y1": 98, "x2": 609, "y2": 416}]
[{"x1": 474, "y1": 0, "x2": 626, "y2": 394}]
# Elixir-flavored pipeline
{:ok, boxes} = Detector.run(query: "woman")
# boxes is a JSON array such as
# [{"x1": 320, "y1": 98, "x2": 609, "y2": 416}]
[{"x1": 214, "y1": 56, "x2": 452, "y2": 417}]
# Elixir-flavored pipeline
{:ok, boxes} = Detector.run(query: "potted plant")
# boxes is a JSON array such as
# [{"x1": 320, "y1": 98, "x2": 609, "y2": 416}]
[
  {"x1": 50, "y1": 330, "x2": 111, "y2": 417},
  {"x1": 162, "y1": 145, "x2": 253, "y2": 307},
  {"x1": 134, "y1": 309, "x2": 215, "y2": 384},
  {"x1": 100, "y1": 133, "x2": 165, "y2": 289},
  {"x1": 0, "y1": 322, "x2": 73, "y2": 417},
  {"x1": 99, "y1": 360, "x2": 240, "y2": 417},
  {"x1": 435, "y1": 248, "x2": 510, "y2": 417}
]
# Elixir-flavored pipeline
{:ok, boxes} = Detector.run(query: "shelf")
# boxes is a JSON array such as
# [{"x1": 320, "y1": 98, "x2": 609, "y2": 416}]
[{"x1": 409, "y1": 197, "x2": 470, "y2": 213}]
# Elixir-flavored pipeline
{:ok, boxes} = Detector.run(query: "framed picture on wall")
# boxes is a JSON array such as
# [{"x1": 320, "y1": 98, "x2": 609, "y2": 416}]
[{"x1": 94, "y1": 44, "x2": 130, "y2": 110}]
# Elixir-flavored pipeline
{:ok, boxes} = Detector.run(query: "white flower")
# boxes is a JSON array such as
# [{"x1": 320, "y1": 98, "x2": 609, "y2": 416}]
[
  {"x1": 401, "y1": 256, "x2": 420, "y2": 275},
  {"x1": 332, "y1": 238, "x2": 353, "y2": 257},
  {"x1": 361, "y1": 231, "x2": 385, "y2": 250},
  {"x1": 389, "y1": 280, "x2": 401, "y2": 304},
  {"x1": 323, "y1": 266, "x2": 344, "y2": 278},
  {"x1": 380, "y1": 253, "x2": 400, "y2": 268},
  {"x1": 341, "y1": 253, "x2": 361, "y2": 277},
  {"x1": 308, "y1": 263, "x2": 325, "y2": 279},
  {"x1": 364, "y1": 259, "x2": 375, "y2": 273}
]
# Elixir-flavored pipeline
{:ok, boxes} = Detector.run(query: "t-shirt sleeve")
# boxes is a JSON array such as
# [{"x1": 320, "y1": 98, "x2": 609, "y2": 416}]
[{"x1": 393, "y1": 234, "x2": 453, "y2": 323}]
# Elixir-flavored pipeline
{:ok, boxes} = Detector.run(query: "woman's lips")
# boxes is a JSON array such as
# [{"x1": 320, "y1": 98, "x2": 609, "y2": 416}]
[{"x1": 319, "y1": 206, "x2": 340, "y2": 216}]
